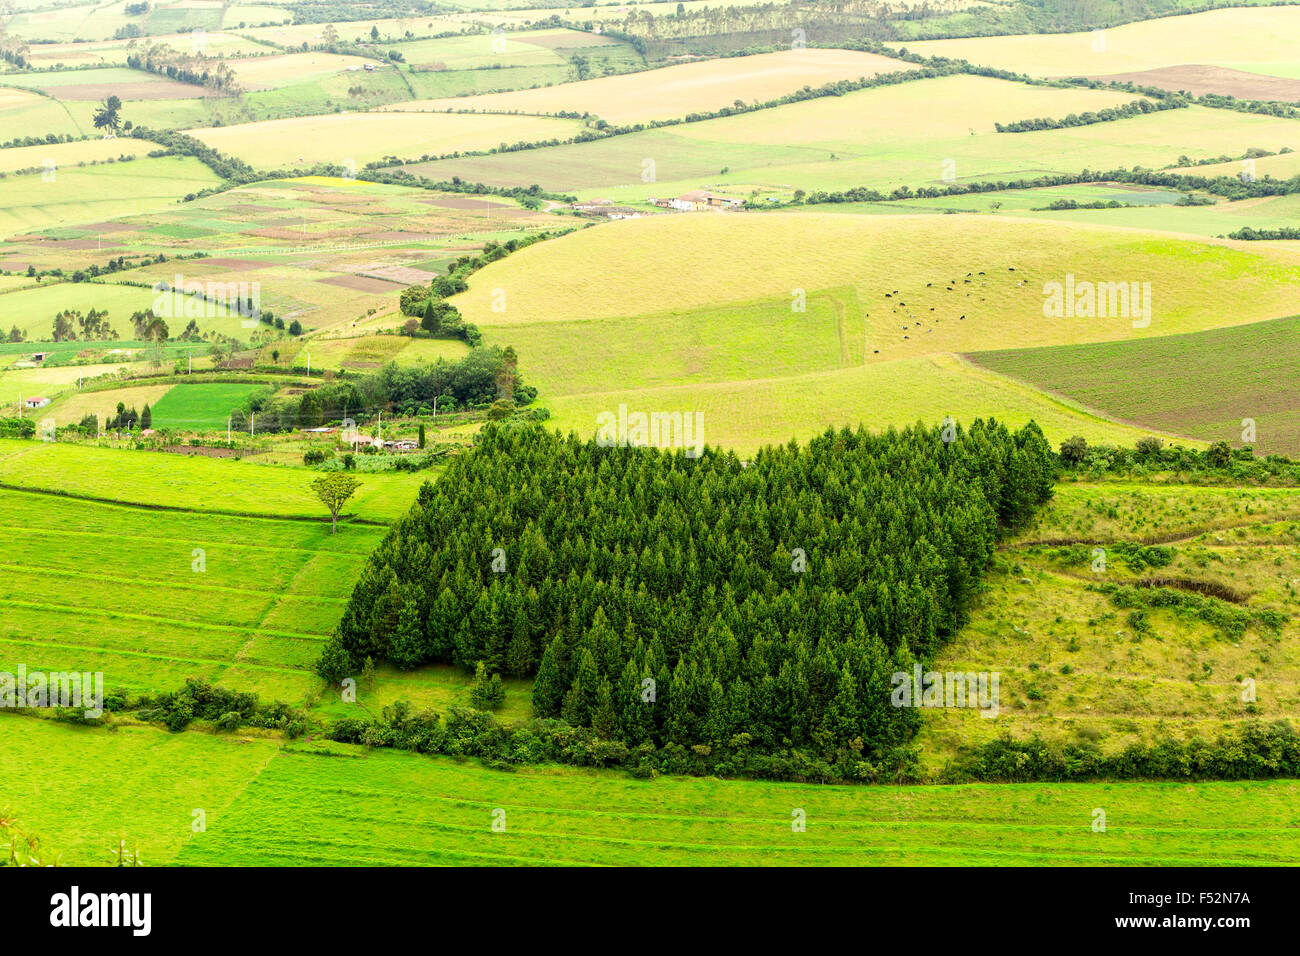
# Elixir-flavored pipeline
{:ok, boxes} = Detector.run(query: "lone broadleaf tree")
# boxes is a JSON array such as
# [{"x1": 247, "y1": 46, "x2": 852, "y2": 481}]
[{"x1": 311, "y1": 474, "x2": 361, "y2": 533}]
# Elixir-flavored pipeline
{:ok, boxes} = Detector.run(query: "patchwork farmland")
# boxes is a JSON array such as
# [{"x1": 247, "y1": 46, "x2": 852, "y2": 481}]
[{"x1": 1, "y1": 0, "x2": 1299, "y2": 897}]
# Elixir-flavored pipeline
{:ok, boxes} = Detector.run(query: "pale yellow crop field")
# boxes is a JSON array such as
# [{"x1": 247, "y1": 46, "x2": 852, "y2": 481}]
[
  {"x1": 384, "y1": 48, "x2": 914, "y2": 123},
  {"x1": 237, "y1": 15, "x2": 466, "y2": 46},
  {"x1": 187, "y1": 111, "x2": 588, "y2": 167},
  {"x1": 458, "y1": 212, "x2": 1300, "y2": 347},
  {"x1": 541, "y1": 353, "x2": 1176, "y2": 456},
  {"x1": 0, "y1": 139, "x2": 143, "y2": 175},
  {"x1": 459, "y1": 211, "x2": 1297, "y2": 453},
  {"x1": 226, "y1": 52, "x2": 383, "y2": 91},
  {"x1": 44, "y1": 383, "x2": 177, "y2": 426},
  {"x1": 907, "y1": 7, "x2": 1300, "y2": 77},
  {"x1": 19, "y1": 31, "x2": 277, "y2": 68},
  {"x1": 1174, "y1": 150, "x2": 1300, "y2": 181}
]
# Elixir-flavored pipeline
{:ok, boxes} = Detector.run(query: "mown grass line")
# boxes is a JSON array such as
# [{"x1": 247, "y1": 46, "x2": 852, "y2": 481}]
[
  {"x1": 0, "y1": 522, "x2": 379, "y2": 557},
  {"x1": 0, "y1": 562, "x2": 352, "y2": 605},
  {"x1": 0, "y1": 635, "x2": 315, "y2": 676},
  {"x1": 0, "y1": 481, "x2": 391, "y2": 527},
  {"x1": 0, "y1": 598, "x2": 331, "y2": 644}
]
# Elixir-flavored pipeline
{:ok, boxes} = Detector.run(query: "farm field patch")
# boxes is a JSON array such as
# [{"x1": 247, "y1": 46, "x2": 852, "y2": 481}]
[
  {"x1": 0, "y1": 438, "x2": 427, "y2": 521},
  {"x1": 387, "y1": 48, "x2": 913, "y2": 124},
  {"x1": 0, "y1": 156, "x2": 220, "y2": 239},
  {"x1": 919, "y1": 480, "x2": 1300, "y2": 769},
  {"x1": 966, "y1": 315, "x2": 1300, "y2": 456},
  {"x1": 186, "y1": 111, "x2": 589, "y2": 168},
  {"x1": 148, "y1": 382, "x2": 268, "y2": 430},
  {"x1": 10, "y1": 718, "x2": 1300, "y2": 866},
  {"x1": 461, "y1": 212, "x2": 1297, "y2": 452},
  {"x1": 906, "y1": 7, "x2": 1300, "y2": 79},
  {"x1": 400, "y1": 78, "x2": 1298, "y2": 199}
]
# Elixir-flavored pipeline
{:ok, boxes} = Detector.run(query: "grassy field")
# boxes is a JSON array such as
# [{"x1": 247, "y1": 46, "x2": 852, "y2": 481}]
[
  {"x1": 0, "y1": 438, "x2": 427, "y2": 521},
  {"x1": 42, "y1": 383, "x2": 176, "y2": 426},
  {"x1": 0, "y1": 482, "x2": 528, "y2": 713},
  {"x1": 966, "y1": 315, "x2": 1300, "y2": 456},
  {"x1": 919, "y1": 480, "x2": 1300, "y2": 771},
  {"x1": 148, "y1": 382, "x2": 268, "y2": 430},
  {"x1": 825, "y1": 187, "x2": 1300, "y2": 240},
  {"x1": 2, "y1": 176, "x2": 555, "y2": 337},
  {"x1": 387, "y1": 49, "x2": 912, "y2": 124},
  {"x1": 186, "y1": 111, "x2": 589, "y2": 169},
  {"x1": 458, "y1": 211, "x2": 1297, "y2": 453},
  {"x1": 398, "y1": 76, "x2": 1299, "y2": 200},
  {"x1": 0, "y1": 156, "x2": 220, "y2": 239},
  {"x1": 0, "y1": 138, "x2": 146, "y2": 175},
  {"x1": 907, "y1": 7, "x2": 1300, "y2": 78},
  {"x1": 0, "y1": 280, "x2": 208, "y2": 341},
  {"x1": 5, "y1": 717, "x2": 1299, "y2": 866}
]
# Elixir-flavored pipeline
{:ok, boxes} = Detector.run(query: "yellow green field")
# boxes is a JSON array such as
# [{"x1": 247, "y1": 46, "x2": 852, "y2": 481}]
[
  {"x1": 919, "y1": 481, "x2": 1300, "y2": 772},
  {"x1": 453, "y1": 211, "x2": 1300, "y2": 452},
  {"x1": 907, "y1": 7, "x2": 1300, "y2": 77},
  {"x1": 386, "y1": 48, "x2": 913, "y2": 124},
  {"x1": 402, "y1": 74, "x2": 1299, "y2": 201},
  {"x1": 186, "y1": 110, "x2": 590, "y2": 168},
  {"x1": 8, "y1": 717, "x2": 1300, "y2": 866},
  {"x1": 0, "y1": 156, "x2": 221, "y2": 238}
]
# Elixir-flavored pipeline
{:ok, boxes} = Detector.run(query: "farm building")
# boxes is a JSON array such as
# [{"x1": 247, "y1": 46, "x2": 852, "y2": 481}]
[
  {"x1": 652, "y1": 190, "x2": 745, "y2": 212},
  {"x1": 24, "y1": 396, "x2": 50, "y2": 409}
]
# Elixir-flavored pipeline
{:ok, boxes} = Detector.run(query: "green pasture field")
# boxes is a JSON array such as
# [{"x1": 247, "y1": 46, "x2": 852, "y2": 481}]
[
  {"x1": 148, "y1": 381, "x2": 268, "y2": 430},
  {"x1": 460, "y1": 211, "x2": 1296, "y2": 452},
  {"x1": 0, "y1": 156, "x2": 220, "y2": 239},
  {"x1": 0, "y1": 280, "x2": 198, "y2": 340},
  {"x1": 281, "y1": 334, "x2": 470, "y2": 371},
  {"x1": 803, "y1": 188, "x2": 1300, "y2": 239},
  {"x1": 186, "y1": 110, "x2": 589, "y2": 169},
  {"x1": 6, "y1": 718, "x2": 1300, "y2": 866},
  {"x1": 0, "y1": 87, "x2": 86, "y2": 140},
  {"x1": 399, "y1": 76, "x2": 1300, "y2": 201},
  {"x1": 0, "y1": 438, "x2": 427, "y2": 522},
  {"x1": 919, "y1": 480, "x2": 1300, "y2": 770},
  {"x1": 0, "y1": 485, "x2": 529, "y2": 716},
  {"x1": 966, "y1": 315, "x2": 1300, "y2": 456},
  {"x1": 0, "y1": 139, "x2": 145, "y2": 175}
]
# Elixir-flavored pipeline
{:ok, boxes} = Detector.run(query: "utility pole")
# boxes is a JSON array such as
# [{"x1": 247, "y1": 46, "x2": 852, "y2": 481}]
[
  {"x1": 250, "y1": 412, "x2": 255, "y2": 437},
  {"x1": 306, "y1": 351, "x2": 310, "y2": 376}
]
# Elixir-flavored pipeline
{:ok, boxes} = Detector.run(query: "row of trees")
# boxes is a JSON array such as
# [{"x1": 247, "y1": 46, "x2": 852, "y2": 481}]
[{"x1": 318, "y1": 420, "x2": 1056, "y2": 767}]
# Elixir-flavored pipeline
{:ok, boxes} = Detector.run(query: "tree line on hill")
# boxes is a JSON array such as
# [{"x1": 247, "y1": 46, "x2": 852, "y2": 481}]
[
  {"x1": 994, "y1": 96, "x2": 1187, "y2": 133},
  {"x1": 316, "y1": 419, "x2": 1056, "y2": 777},
  {"x1": 395, "y1": 231, "x2": 569, "y2": 346}
]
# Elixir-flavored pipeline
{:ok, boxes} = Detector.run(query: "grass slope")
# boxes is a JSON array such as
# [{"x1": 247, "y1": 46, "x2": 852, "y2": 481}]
[
  {"x1": 6, "y1": 718, "x2": 1299, "y2": 866},
  {"x1": 966, "y1": 315, "x2": 1300, "y2": 456},
  {"x1": 459, "y1": 212, "x2": 1296, "y2": 452}
]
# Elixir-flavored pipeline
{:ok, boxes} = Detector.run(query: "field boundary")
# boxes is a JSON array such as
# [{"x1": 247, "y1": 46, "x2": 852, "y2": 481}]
[{"x1": 0, "y1": 480, "x2": 390, "y2": 527}]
